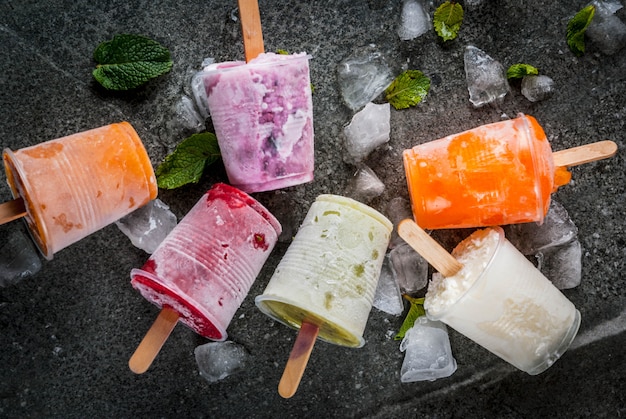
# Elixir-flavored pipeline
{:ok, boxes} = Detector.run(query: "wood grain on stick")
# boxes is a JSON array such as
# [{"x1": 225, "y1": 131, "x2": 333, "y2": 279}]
[
  {"x1": 238, "y1": 0, "x2": 265, "y2": 62},
  {"x1": 278, "y1": 321, "x2": 319, "y2": 399},
  {"x1": 552, "y1": 140, "x2": 617, "y2": 167},
  {"x1": 0, "y1": 197, "x2": 26, "y2": 225},
  {"x1": 397, "y1": 219, "x2": 463, "y2": 278},
  {"x1": 128, "y1": 307, "x2": 179, "y2": 374}
]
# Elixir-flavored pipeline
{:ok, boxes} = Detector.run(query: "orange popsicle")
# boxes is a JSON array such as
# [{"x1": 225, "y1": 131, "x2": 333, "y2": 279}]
[
  {"x1": 2, "y1": 122, "x2": 157, "y2": 259},
  {"x1": 403, "y1": 114, "x2": 615, "y2": 229}
]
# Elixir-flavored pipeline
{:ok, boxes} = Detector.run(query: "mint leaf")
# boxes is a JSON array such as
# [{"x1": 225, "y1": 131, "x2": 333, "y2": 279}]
[
  {"x1": 567, "y1": 5, "x2": 596, "y2": 56},
  {"x1": 156, "y1": 132, "x2": 221, "y2": 189},
  {"x1": 394, "y1": 296, "x2": 426, "y2": 340},
  {"x1": 385, "y1": 70, "x2": 431, "y2": 110},
  {"x1": 507, "y1": 63, "x2": 539, "y2": 80},
  {"x1": 93, "y1": 34, "x2": 173, "y2": 90},
  {"x1": 434, "y1": 1, "x2": 464, "y2": 42}
]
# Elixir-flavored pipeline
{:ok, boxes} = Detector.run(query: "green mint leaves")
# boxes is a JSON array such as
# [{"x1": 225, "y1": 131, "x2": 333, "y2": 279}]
[
  {"x1": 156, "y1": 132, "x2": 221, "y2": 189},
  {"x1": 395, "y1": 296, "x2": 426, "y2": 340},
  {"x1": 93, "y1": 34, "x2": 173, "y2": 90},
  {"x1": 506, "y1": 63, "x2": 539, "y2": 80},
  {"x1": 385, "y1": 70, "x2": 431, "y2": 110},
  {"x1": 567, "y1": 5, "x2": 596, "y2": 56},
  {"x1": 434, "y1": 1, "x2": 464, "y2": 42}
]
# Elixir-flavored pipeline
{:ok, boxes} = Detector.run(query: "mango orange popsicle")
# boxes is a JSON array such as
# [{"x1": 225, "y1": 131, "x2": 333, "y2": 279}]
[
  {"x1": 403, "y1": 114, "x2": 617, "y2": 229},
  {"x1": 2, "y1": 122, "x2": 157, "y2": 259}
]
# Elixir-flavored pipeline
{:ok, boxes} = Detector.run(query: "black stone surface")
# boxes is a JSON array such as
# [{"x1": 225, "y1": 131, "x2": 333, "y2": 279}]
[{"x1": 1, "y1": 1, "x2": 624, "y2": 417}]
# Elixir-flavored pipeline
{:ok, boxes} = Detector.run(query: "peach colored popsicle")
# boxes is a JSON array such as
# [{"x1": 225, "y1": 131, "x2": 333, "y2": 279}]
[{"x1": 2, "y1": 122, "x2": 157, "y2": 259}]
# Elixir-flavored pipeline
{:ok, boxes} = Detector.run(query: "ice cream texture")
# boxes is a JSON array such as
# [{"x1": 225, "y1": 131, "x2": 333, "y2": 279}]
[
  {"x1": 255, "y1": 194, "x2": 392, "y2": 348},
  {"x1": 403, "y1": 114, "x2": 572, "y2": 229},
  {"x1": 200, "y1": 52, "x2": 314, "y2": 193},
  {"x1": 131, "y1": 183, "x2": 281, "y2": 341},
  {"x1": 2, "y1": 122, "x2": 157, "y2": 259},
  {"x1": 424, "y1": 227, "x2": 580, "y2": 375}
]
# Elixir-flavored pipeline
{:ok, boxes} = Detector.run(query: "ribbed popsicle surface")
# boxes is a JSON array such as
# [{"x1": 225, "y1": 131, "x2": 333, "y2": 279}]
[
  {"x1": 131, "y1": 184, "x2": 281, "y2": 340},
  {"x1": 256, "y1": 195, "x2": 392, "y2": 347}
]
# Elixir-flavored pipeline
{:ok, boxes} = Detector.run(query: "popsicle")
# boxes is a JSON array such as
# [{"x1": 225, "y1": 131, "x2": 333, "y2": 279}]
[
  {"x1": 255, "y1": 195, "x2": 392, "y2": 397},
  {"x1": 398, "y1": 219, "x2": 580, "y2": 375},
  {"x1": 403, "y1": 113, "x2": 618, "y2": 229},
  {"x1": 195, "y1": 0, "x2": 315, "y2": 193},
  {"x1": 1, "y1": 122, "x2": 157, "y2": 259},
  {"x1": 129, "y1": 183, "x2": 281, "y2": 374}
]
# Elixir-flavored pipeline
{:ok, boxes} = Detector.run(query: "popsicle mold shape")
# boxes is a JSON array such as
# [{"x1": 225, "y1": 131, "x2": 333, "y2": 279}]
[
  {"x1": 2, "y1": 122, "x2": 157, "y2": 259},
  {"x1": 255, "y1": 194, "x2": 392, "y2": 348},
  {"x1": 403, "y1": 114, "x2": 557, "y2": 229},
  {"x1": 130, "y1": 183, "x2": 281, "y2": 341},
  {"x1": 200, "y1": 52, "x2": 314, "y2": 193},
  {"x1": 424, "y1": 226, "x2": 580, "y2": 375}
]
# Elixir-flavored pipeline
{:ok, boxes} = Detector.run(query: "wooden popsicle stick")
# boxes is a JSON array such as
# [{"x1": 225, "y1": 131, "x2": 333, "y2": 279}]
[
  {"x1": 397, "y1": 219, "x2": 463, "y2": 278},
  {"x1": 238, "y1": 0, "x2": 265, "y2": 62},
  {"x1": 129, "y1": 307, "x2": 179, "y2": 374},
  {"x1": 552, "y1": 140, "x2": 617, "y2": 167},
  {"x1": 0, "y1": 197, "x2": 27, "y2": 225},
  {"x1": 278, "y1": 321, "x2": 319, "y2": 399}
]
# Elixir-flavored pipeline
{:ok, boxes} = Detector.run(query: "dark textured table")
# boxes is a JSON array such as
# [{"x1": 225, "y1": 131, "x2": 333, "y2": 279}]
[{"x1": 1, "y1": 1, "x2": 624, "y2": 417}]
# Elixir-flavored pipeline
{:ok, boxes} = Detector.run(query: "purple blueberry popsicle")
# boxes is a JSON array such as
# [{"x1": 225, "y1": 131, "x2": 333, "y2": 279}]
[{"x1": 200, "y1": 52, "x2": 314, "y2": 193}]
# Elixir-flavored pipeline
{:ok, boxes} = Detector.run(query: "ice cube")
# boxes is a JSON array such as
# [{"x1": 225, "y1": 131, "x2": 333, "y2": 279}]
[
  {"x1": 373, "y1": 255, "x2": 404, "y2": 316},
  {"x1": 0, "y1": 225, "x2": 42, "y2": 287},
  {"x1": 397, "y1": 0, "x2": 430, "y2": 41},
  {"x1": 389, "y1": 242, "x2": 429, "y2": 294},
  {"x1": 191, "y1": 65, "x2": 213, "y2": 119},
  {"x1": 400, "y1": 316, "x2": 457, "y2": 382},
  {"x1": 385, "y1": 197, "x2": 414, "y2": 249},
  {"x1": 115, "y1": 199, "x2": 178, "y2": 254},
  {"x1": 536, "y1": 239, "x2": 582, "y2": 289},
  {"x1": 504, "y1": 200, "x2": 578, "y2": 255},
  {"x1": 385, "y1": 197, "x2": 414, "y2": 226},
  {"x1": 337, "y1": 44, "x2": 395, "y2": 111},
  {"x1": 176, "y1": 95, "x2": 205, "y2": 131},
  {"x1": 343, "y1": 102, "x2": 391, "y2": 164},
  {"x1": 345, "y1": 165, "x2": 386, "y2": 203},
  {"x1": 586, "y1": 0, "x2": 626, "y2": 55},
  {"x1": 464, "y1": 45, "x2": 509, "y2": 108},
  {"x1": 521, "y1": 75, "x2": 555, "y2": 102},
  {"x1": 194, "y1": 341, "x2": 250, "y2": 383}
]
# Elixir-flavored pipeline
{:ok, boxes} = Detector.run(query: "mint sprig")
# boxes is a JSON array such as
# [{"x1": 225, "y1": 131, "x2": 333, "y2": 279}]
[
  {"x1": 394, "y1": 295, "x2": 426, "y2": 340},
  {"x1": 385, "y1": 70, "x2": 431, "y2": 110},
  {"x1": 434, "y1": 1, "x2": 464, "y2": 42},
  {"x1": 93, "y1": 34, "x2": 173, "y2": 90},
  {"x1": 156, "y1": 132, "x2": 221, "y2": 189},
  {"x1": 506, "y1": 63, "x2": 539, "y2": 80},
  {"x1": 566, "y1": 5, "x2": 596, "y2": 56}
]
